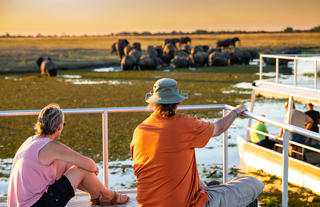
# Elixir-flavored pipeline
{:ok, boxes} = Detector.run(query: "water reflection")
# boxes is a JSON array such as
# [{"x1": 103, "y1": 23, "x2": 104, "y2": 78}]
[{"x1": 93, "y1": 67, "x2": 121, "y2": 72}]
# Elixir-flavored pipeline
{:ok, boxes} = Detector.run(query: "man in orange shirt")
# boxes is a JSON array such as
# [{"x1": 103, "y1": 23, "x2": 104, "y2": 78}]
[{"x1": 131, "y1": 78, "x2": 264, "y2": 207}]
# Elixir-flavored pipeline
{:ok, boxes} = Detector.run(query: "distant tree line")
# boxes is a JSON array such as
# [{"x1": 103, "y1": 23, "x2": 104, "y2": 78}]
[{"x1": 1, "y1": 25, "x2": 320, "y2": 38}]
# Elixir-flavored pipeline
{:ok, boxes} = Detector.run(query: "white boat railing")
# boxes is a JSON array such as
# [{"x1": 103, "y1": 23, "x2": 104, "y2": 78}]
[
  {"x1": 259, "y1": 54, "x2": 319, "y2": 89},
  {"x1": 1, "y1": 104, "x2": 320, "y2": 207},
  {"x1": 247, "y1": 128, "x2": 320, "y2": 154}
]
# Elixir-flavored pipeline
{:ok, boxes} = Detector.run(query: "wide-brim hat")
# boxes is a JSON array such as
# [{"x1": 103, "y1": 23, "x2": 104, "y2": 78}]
[{"x1": 145, "y1": 78, "x2": 188, "y2": 104}]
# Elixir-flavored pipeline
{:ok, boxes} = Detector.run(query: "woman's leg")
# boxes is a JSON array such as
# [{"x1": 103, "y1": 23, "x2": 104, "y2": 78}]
[
  {"x1": 55, "y1": 160, "x2": 72, "y2": 180},
  {"x1": 64, "y1": 166, "x2": 128, "y2": 203}
]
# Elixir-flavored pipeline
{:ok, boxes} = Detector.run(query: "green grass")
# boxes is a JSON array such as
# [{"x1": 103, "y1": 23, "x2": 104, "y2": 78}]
[
  {"x1": 1, "y1": 33, "x2": 320, "y2": 72},
  {"x1": 0, "y1": 65, "x2": 262, "y2": 161}
]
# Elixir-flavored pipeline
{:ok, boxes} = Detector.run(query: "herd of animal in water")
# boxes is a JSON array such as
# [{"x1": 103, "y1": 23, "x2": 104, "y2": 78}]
[{"x1": 37, "y1": 36, "x2": 302, "y2": 77}]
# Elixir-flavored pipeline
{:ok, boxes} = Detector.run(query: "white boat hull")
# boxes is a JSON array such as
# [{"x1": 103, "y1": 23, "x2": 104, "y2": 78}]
[{"x1": 237, "y1": 136, "x2": 320, "y2": 195}]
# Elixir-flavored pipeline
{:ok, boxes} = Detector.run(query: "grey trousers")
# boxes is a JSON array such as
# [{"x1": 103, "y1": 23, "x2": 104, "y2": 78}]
[{"x1": 204, "y1": 176, "x2": 264, "y2": 207}]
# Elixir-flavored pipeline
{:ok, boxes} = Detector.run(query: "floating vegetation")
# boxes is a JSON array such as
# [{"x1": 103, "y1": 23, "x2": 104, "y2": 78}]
[{"x1": 247, "y1": 169, "x2": 320, "y2": 206}]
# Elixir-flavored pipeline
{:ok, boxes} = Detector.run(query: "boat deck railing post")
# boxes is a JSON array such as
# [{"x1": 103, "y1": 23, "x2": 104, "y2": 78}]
[
  {"x1": 282, "y1": 95, "x2": 293, "y2": 207},
  {"x1": 259, "y1": 56, "x2": 263, "y2": 80},
  {"x1": 275, "y1": 58, "x2": 279, "y2": 83},
  {"x1": 294, "y1": 59, "x2": 297, "y2": 88},
  {"x1": 223, "y1": 109, "x2": 228, "y2": 183},
  {"x1": 102, "y1": 110, "x2": 109, "y2": 188},
  {"x1": 315, "y1": 60, "x2": 318, "y2": 89}
]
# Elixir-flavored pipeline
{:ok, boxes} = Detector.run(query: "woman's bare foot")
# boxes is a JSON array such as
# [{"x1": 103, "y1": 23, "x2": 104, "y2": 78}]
[{"x1": 100, "y1": 191, "x2": 129, "y2": 205}]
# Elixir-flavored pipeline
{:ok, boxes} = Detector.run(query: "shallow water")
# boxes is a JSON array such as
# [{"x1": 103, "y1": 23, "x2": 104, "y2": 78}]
[
  {"x1": 93, "y1": 67, "x2": 121, "y2": 72},
  {"x1": 0, "y1": 72, "x2": 318, "y2": 196}
]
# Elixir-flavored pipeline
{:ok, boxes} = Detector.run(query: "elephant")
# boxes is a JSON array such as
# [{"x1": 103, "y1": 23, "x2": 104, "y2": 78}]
[
  {"x1": 246, "y1": 49, "x2": 259, "y2": 60},
  {"x1": 163, "y1": 43, "x2": 176, "y2": 61},
  {"x1": 132, "y1": 42, "x2": 141, "y2": 51},
  {"x1": 139, "y1": 57, "x2": 158, "y2": 70},
  {"x1": 209, "y1": 52, "x2": 228, "y2": 66},
  {"x1": 163, "y1": 38, "x2": 180, "y2": 48},
  {"x1": 180, "y1": 36, "x2": 191, "y2": 45},
  {"x1": 173, "y1": 51, "x2": 193, "y2": 68},
  {"x1": 225, "y1": 52, "x2": 242, "y2": 65},
  {"x1": 193, "y1": 51, "x2": 209, "y2": 67},
  {"x1": 116, "y1": 39, "x2": 129, "y2": 61},
  {"x1": 161, "y1": 54, "x2": 173, "y2": 65},
  {"x1": 120, "y1": 49, "x2": 141, "y2": 71},
  {"x1": 155, "y1": 45, "x2": 164, "y2": 57},
  {"x1": 191, "y1": 45, "x2": 208, "y2": 58},
  {"x1": 124, "y1": 45, "x2": 133, "y2": 56},
  {"x1": 216, "y1": 37, "x2": 240, "y2": 50},
  {"x1": 182, "y1": 44, "x2": 192, "y2": 55},
  {"x1": 223, "y1": 49, "x2": 251, "y2": 65},
  {"x1": 175, "y1": 50, "x2": 189, "y2": 58},
  {"x1": 173, "y1": 56, "x2": 193, "y2": 68},
  {"x1": 147, "y1": 45, "x2": 158, "y2": 59},
  {"x1": 111, "y1": 42, "x2": 117, "y2": 55},
  {"x1": 208, "y1": 48, "x2": 220, "y2": 55},
  {"x1": 36, "y1": 57, "x2": 57, "y2": 77},
  {"x1": 178, "y1": 36, "x2": 192, "y2": 48}
]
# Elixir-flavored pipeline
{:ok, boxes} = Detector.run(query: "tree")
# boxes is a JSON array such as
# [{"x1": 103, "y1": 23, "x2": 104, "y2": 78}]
[
  {"x1": 310, "y1": 25, "x2": 320, "y2": 32},
  {"x1": 284, "y1": 27, "x2": 293, "y2": 33}
]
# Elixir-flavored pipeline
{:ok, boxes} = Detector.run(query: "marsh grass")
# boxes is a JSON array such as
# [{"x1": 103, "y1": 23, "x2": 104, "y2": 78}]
[
  {"x1": 0, "y1": 65, "x2": 261, "y2": 161},
  {"x1": 248, "y1": 170, "x2": 320, "y2": 206}
]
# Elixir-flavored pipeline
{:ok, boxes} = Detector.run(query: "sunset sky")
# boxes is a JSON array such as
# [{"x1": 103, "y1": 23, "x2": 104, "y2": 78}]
[{"x1": 1, "y1": 0, "x2": 319, "y2": 35}]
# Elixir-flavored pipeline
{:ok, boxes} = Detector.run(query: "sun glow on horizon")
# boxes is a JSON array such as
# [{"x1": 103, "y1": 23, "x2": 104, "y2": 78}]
[{"x1": 1, "y1": 0, "x2": 319, "y2": 35}]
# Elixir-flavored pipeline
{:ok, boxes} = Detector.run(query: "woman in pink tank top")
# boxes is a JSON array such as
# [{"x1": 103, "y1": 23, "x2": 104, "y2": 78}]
[{"x1": 7, "y1": 104, "x2": 129, "y2": 207}]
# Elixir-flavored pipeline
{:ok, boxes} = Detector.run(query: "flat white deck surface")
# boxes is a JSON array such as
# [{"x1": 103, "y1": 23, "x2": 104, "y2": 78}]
[
  {"x1": 0, "y1": 194, "x2": 137, "y2": 207},
  {"x1": 254, "y1": 81, "x2": 320, "y2": 106},
  {"x1": 67, "y1": 194, "x2": 137, "y2": 207}
]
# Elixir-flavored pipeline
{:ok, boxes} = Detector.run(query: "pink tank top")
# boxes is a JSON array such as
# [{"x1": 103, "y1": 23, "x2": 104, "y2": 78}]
[{"x1": 7, "y1": 136, "x2": 57, "y2": 207}]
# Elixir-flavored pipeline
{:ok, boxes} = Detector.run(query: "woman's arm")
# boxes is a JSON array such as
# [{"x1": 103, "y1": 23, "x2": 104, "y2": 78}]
[{"x1": 39, "y1": 141, "x2": 98, "y2": 174}]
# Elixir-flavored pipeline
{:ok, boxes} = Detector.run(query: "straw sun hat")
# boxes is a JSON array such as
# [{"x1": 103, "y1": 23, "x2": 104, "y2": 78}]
[{"x1": 145, "y1": 78, "x2": 188, "y2": 104}]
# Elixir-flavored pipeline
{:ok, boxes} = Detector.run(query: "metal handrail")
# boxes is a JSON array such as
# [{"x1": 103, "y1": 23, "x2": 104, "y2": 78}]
[
  {"x1": 259, "y1": 54, "x2": 319, "y2": 89},
  {"x1": 261, "y1": 54, "x2": 320, "y2": 61},
  {"x1": 247, "y1": 128, "x2": 320, "y2": 153},
  {"x1": 245, "y1": 111, "x2": 320, "y2": 141},
  {"x1": 1, "y1": 104, "x2": 320, "y2": 205}
]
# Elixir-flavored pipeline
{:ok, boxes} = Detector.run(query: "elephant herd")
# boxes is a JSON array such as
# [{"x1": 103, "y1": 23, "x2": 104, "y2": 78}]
[
  {"x1": 35, "y1": 36, "x2": 260, "y2": 76},
  {"x1": 112, "y1": 37, "x2": 259, "y2": 71}
]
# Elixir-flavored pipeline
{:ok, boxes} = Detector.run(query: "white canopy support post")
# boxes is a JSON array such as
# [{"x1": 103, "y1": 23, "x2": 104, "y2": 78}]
[
  {"x1": 246, "y1": 89, "x2": 256, "y2": 141},
  {"x1": 223, "y1": 109, "x2": 228, "y2": 183},
  {"x1": 102, "y1": 111, "x2": 109, "y2": 188},
  {"x1": 259, "y1": 56, "x2": 263, "y2": 80},
  {"x1": 276, "y1": 58, "x2": 279, "y2": 83},
  {"x1": 293, "y1": 59, "x2": 297, "y2": 88},
  {"x1": 315, "y1": 60, "x2": 318, "y2": 89},
  {"x1": 282, "y1": 96, "x2": 293, "y2": 207}
]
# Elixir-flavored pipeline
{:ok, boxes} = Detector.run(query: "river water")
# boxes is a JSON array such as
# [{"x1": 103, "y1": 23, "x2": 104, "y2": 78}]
[{"x1": 0, "y1": 70, "x2": 319, "y2": 197}]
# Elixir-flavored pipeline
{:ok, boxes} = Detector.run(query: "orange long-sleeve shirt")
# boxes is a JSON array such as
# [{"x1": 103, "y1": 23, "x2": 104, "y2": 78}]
[{"x1": 131, "y1": 113, "x2": 214, "y2": 207}]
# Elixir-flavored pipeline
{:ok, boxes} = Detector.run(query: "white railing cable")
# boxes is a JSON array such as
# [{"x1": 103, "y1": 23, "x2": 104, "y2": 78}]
[
  {"x1": 247, "y1": 128, "x2": 320, "y2": 153},
  {"x1": 259, "y1": 54, "x2": 320, "y2": 90}
]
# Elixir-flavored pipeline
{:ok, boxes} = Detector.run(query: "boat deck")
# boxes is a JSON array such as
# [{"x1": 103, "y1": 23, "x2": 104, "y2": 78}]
[
  {"x1": 253, "y1": 81, "x2": 320, "y2": 106},
  {"x1": 0, "y1": 194, "x2": 138, "y2": 207}
]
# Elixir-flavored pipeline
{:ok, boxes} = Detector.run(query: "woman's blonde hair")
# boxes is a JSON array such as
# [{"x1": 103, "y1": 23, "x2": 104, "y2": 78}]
[
  {"x1": 148, "y1": 103, "x2": 178, "y2": 118},
  {"x1": 34, "y1": 104, "x2": 64, "y2": 135}
]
